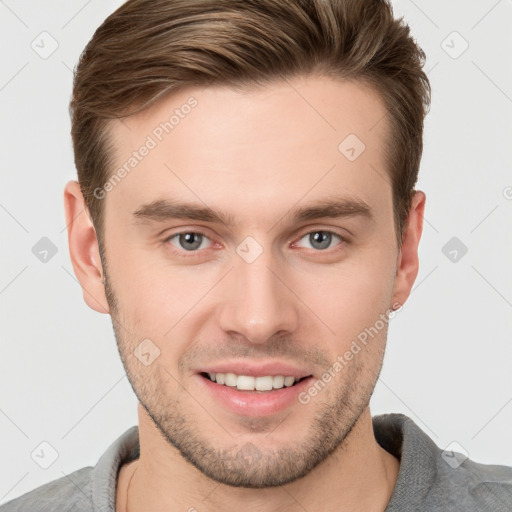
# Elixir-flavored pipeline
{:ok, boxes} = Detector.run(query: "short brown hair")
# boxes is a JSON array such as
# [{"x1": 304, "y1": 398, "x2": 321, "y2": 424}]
[{"x1": 70, "y1": 0, "x2": 430, "y2": 250}]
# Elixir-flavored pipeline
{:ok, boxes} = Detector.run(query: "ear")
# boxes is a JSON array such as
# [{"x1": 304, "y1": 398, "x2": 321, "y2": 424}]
[
  {"x1": 63, "y1": 180, "x2": 110, "y2": 314},
  {"x1": 391, "y1": 190, "x2": 426, "y2": 309}
]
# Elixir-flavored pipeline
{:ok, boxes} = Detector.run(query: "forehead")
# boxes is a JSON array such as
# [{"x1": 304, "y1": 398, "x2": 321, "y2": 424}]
[{"x1": 105, "y1": 75, "x2": 391, "y2": 225}]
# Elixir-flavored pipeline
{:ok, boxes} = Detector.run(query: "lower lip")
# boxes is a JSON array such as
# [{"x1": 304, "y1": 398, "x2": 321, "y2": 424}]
[{"x1": 196, "y1": 374, "x2": 314, "y2": 417}]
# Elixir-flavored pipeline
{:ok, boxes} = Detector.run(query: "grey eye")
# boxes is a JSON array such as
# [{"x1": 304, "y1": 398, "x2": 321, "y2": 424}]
[
  {"x1": 169, "y1": 232, "x2": 209, "y2": 251},
  {"x1": 297, "y1": 231, "x2": 342, "y2": 250}
]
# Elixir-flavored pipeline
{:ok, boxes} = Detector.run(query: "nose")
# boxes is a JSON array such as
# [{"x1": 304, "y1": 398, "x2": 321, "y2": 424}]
[{"x1": 217, "y1": 247, "x2": 299, "y2": 344}]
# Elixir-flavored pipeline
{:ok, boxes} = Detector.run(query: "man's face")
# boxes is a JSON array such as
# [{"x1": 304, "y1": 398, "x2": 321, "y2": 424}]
[{"x1": 101, "y1": 75, "x2": 400, "y2": 487}]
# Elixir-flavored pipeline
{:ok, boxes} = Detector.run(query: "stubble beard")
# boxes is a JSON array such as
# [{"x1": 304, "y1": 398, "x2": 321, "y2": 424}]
[{"x1": 102, "y1": 262, "x2": 384, "y2": 488}]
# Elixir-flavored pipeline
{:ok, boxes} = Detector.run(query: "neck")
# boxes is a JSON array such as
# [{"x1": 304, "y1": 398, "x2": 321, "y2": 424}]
[{"x1": 119, "y1": 405, "x2": 398, "y2": 512}]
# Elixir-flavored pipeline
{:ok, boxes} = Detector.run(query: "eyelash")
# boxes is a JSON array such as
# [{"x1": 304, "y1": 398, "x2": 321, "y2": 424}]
[{"x1": 162, "y1": 229, "x2": 348, "y2": 258}]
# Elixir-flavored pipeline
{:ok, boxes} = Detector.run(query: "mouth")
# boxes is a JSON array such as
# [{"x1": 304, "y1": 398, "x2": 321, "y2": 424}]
[
  {"x1": 195, "y1": 362, "x2": 315, "y2": 416},
  {"x1": 200, "y1": 372, "x2": 312, "y2": 392}
]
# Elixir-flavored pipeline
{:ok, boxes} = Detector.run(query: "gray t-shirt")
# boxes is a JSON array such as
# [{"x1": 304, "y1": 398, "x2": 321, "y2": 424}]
[{"x1": 1, "y1": 413, "x2": 511, "y2": 511}]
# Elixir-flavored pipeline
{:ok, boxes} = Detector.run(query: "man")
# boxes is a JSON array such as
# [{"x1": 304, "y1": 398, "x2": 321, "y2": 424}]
[{"x1": 2, "y1": 0, "x2": 511, "y2": 511}]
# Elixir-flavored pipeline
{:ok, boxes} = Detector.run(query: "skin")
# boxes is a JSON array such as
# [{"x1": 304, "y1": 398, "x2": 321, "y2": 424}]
[{"x1": 64, "y1": 75, "x2": 425, "y2": 512}]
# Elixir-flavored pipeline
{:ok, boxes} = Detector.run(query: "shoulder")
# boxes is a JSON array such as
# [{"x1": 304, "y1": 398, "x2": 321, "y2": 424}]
[
  {"x1": 0, "y1": 466, "x2": 94, "y2": 512},
  {"x1": 373, "y1": 413, "x2": 512, "y2": 511},
  {"x1": 0, "y1": 426, "x2": 139, "y2": 512},
  {"x1": 430, "y1": 453, "x2": 512, "y2": 511}
]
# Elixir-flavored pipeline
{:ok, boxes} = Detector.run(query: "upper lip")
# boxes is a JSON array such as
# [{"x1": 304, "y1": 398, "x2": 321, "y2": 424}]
[{"x1": 196, "y1": 360, "x2": 314, "y2": 380}]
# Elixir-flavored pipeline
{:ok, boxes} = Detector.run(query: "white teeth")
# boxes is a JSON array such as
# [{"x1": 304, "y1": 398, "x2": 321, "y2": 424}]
[
  {"x1": 272, "y1": 375, "x2": 285, "y2": 389},
  {"x1": 284, "y1": 376, "x2": 295, "y2": 387},
  {"x1": 206, "y1": 372, "x2": 298, "y2": 391},
  {"x1": 224, "y1": 373, "x2": 237, "y2": 387},
  {"x1": 255, "y1": 376, "x2": 273, "y2": 391},
  {"x1": 236, "y1": 375, "x2": 255, "y2": 391}
]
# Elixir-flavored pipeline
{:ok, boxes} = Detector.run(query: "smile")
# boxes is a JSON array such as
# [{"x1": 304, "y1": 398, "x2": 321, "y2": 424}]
[{"x1": 202, "y1": 372, "x2": 310, "y2": 391}]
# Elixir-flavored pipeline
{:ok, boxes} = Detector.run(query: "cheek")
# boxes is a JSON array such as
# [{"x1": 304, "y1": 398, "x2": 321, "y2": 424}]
[
  {"x1": 297, "y1": 249, "x2": 396, "y2": 347},
  {"x1": 106, "y1": 245, "x2": 188, "y2": 319},
  {"x1": 107, "y1": 250, "x2": 218, "y2": 369}
]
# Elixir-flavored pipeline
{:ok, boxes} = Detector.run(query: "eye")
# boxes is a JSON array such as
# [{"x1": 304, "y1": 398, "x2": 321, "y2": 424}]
[
  {"x1": 166, "y1": 231, "x2": 212, "y2": 252},
  {"x1": 295, "y1": 230, "x2": 344, "y2": 251}
]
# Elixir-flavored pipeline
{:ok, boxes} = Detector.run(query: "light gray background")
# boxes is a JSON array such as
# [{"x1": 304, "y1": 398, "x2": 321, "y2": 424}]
[{"x1": 1, "y1": 0, "x2": 511, "y2": 504}]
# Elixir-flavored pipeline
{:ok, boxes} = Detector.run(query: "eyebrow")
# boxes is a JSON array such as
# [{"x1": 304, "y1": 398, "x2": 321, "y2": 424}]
[{"x1": 132, "y1": 195, "x2": 373, "y2": 227}]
